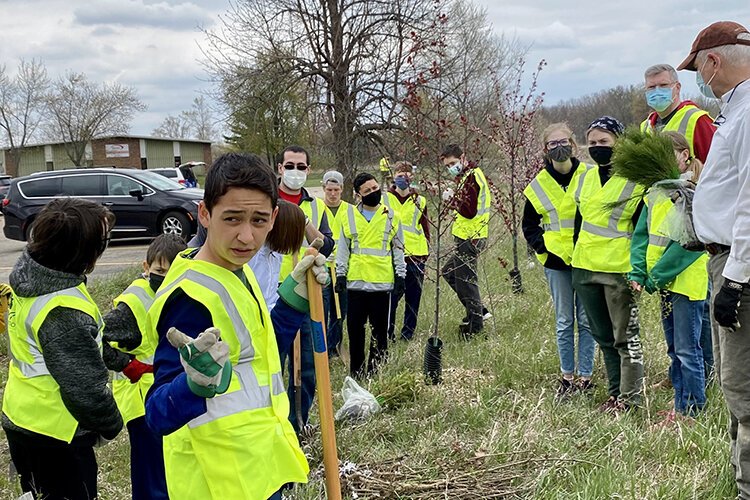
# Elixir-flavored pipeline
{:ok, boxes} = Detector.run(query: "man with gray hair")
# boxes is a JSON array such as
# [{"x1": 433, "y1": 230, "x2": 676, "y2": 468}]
[
  {"x1": 640, "y1": 63, "x2": 716, "y2": 162},
  {"x1": 678, "y1": 20, "x2": 750, "y2": 498}
]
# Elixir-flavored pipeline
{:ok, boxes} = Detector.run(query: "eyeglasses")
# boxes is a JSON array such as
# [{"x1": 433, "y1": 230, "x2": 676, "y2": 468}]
[
  {"x1": 545, "y1": 138, "x2": 571, "y2": 149},
  {"x1": 282, "y1": 163, "x2": 309, "y2": 171}
]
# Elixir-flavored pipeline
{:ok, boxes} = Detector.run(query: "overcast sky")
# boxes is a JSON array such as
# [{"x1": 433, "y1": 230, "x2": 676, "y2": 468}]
[{"x1": 0, "y1": 0, "x2": 746, "y2": 136}]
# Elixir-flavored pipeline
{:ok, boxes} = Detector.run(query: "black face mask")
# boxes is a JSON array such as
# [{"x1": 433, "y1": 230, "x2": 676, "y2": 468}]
[
  {"x1": 547, "y1": 144, "x2": 573, "y2": 163},
  {"x1": 361, "y1": 190, "x2": 381, "y2": 207},
  {"x1": 588, "y1": 146, "x2": 614, "y2": 166},
  {"x1": 149, "y1": 274, "x2": 165, "y2": 293}
]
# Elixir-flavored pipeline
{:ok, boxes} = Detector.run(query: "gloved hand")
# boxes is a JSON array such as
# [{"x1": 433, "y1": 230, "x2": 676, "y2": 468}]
[
  {"x1": 166, "y1": 327, "x2": 232, "y2": 398},
  {"x1": 393, "y1": 276, "x2": 405, "y2": 296},
  {"x1": 335, "y1": 275, "x2": 347, "y2": 294},
  {"x1": 0, "y1": 283, "x2": 10, "y2": 334},
  {"x1": 442, "y1": 188, "x2": 454, "y2": 201},
  {"x1": 278, "y1": 239, "x2": 328, "y2": 312},
  {"x1": 714, "y1": 279, "x2": 746, "y2": 331},
  {"x1": 121, "y1": 358, "x2": 153, "y2": 384},
  {"x1": 0, "y1": 283, "x2": 12, "y2": 298}
]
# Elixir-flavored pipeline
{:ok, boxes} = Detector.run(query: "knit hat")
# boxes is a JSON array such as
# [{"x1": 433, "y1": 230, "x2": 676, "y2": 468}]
[
  {"x1": 586, "y1": 116, "x2": 625, "y2": 138},
  {"x1": 322, "y1": 170, "x2": 344, "y2": 186}
]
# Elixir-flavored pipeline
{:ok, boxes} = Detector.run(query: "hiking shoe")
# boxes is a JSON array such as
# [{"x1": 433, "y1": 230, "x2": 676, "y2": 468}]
[
  {"x1": 482, "y1": 307, "x2": 493, "y2": 321},
  {"x1": 604, "y1": 399, "x2": 632, "y2": 415},
  {"x1": 459, "y1": 321, "x2": 483, "y2": 340},
  {"x1": 577, "y1": 379, "x2": 596, "y2": 395},
  {"x1": 597, "y1": 396, "x2": 618, "y2": 413},
  {"x1": 555, "y1": 378, "x2": 577, "y2": 401}
]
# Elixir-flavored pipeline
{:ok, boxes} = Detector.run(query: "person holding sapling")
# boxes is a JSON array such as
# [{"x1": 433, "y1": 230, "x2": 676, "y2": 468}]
[{"x1": 620, "y1": 129, "x2": 709, "y2": 424}]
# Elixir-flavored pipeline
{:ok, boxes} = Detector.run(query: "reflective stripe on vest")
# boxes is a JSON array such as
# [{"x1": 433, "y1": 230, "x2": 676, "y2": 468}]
[
  {"x1": 342, "y1": 204, "x2": 400, "y2": 285},
  {"x1": 279, "y1": 197, "x2": 326, "y2": 282},
  {"x1": 346, "y1": 203, "x2": 394, "y2": 257},
  {"x1": 382, "y1": 192, "x2": 428, "y2": 256},
  {"x1": 452, "y1": 167, "x2": 491, "y2": 239},
  {"x1": 640, "y1": 105, "x2": 708, "y2": 157},
  {"x1": 580, "y1": 180, "x2": 638, "y2": 239}
]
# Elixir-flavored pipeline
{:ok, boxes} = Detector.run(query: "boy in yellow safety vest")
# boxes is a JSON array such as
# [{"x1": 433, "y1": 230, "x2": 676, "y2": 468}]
[
  {"x1": 102, "y1": 233, "x2": 187, "y2": 500},
  {"x1": 143, "y1": 152, "x2": 328, "y2": 499}
]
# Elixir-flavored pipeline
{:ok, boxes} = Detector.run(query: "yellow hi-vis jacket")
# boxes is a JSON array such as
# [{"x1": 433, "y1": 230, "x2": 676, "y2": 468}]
[
  {"x1": 570, "y1": 169, "x2": 645, "y2": 273},
  {"x1": 640, "y1": 104, "x2": 710, "y2": 158},
  {"x1": 111, "y1": 278, "x2": 156, "y2": 425},
  {"x1": 523, "y1": 162, "x2": 591, "y2": 265},
  {"x1": 146, "y1": 252, "x2": 308, "y2": 499},
  {"x1": 325, "y1": 200, "x2": 352, "y2": 264},
  {"x1": 3, "y1": 284, "x2": 103, "y2": 443},
  {"x1": 644, "y1": 196, "x2": 708, "y2": 300},
  {"x1": 383, "y1": 191, "x2": 429, "y2": 257},
  {"x1": 279, "y1": 196, "x2": 328, "y2": 282},
  {"x1": 452, "y1": 167, "x2": 491, "y2": 240}
]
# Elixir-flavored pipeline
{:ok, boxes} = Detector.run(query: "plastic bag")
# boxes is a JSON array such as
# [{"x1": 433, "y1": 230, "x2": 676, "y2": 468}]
[
  {"x1": 648, "y1": 179, "x2": 703, "y2": 251},
  {"x1": 335, "y1": 376, "x2": 381, "y2": 421}
]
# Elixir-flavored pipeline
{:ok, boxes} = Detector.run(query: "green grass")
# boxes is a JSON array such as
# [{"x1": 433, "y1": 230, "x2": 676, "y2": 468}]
[{"x1": 0, "y1": 242, "x2": 735, "y2": 499}]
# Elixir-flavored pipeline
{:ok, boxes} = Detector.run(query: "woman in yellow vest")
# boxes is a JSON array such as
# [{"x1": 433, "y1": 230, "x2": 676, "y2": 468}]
[
  {"x1": 102, "y1": 233, "x2": 186, "y2": 500},
  {"x1": 384, "y1": 161, "x2": 430, "y2": 342},
  {"x1": 568, "y1": 116, "x2": 646, "y2": 414},
  {"x1": 522, "y1": 122, "x2": 595, "y2": 401},
  {"x1": 2, "y1": 198, "x2": 123, "y2": 500},
  {"x1": 629, "y1": 131, "x2": 709, "y2": 421}
]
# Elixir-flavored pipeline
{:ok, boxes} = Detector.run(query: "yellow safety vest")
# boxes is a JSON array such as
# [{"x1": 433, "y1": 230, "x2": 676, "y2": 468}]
[
  {"x1": 452, "y1": 167, "x2": 491, "y2": 240},
  {"x1": 640, "y1": 104, "x2": 710, "y2": 158},
  {"x1": 645, "y1": 196, "x2": 708, "y2": 300},
  {"x1": 379, "y1": 157, "x2": 390, "y2": 173},
  {"x1": 523, "y1": 162, "x2": 591, "y2": 265},
  {"x1": 3, "y1": 284, "x2": 103, "y2": 443},
  {"x1": 146, "y1": 252, "x2": 308, "y2": 499},
  {"x1": 111, "y1": 278, "x2": 156, "y2": 425},
  {"x1": 571, "y1": 169, "x2": 645, "y2": 273},
  {"x1": 383, "y1": 192, "x2": 428, "y2": 257},
  {"x1": 279, "y1": 197, "x2": 327, "y2": 282},
  {"x1": 325, "y1": 200, "x2": 352, "y2": 264},
  {"x1": 341, "y1": 204, "x2": 401, "y2": 285}
]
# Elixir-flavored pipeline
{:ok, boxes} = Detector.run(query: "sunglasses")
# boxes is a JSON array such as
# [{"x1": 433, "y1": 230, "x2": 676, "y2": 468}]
[{"x1": 282, "y1": 163, "x2": 309, "y2": 171}]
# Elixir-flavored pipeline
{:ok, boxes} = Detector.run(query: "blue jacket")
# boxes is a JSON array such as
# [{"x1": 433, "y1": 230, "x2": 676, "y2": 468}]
[{"x1": 144, "y1": 291, "x2": 304, "y2": 436}]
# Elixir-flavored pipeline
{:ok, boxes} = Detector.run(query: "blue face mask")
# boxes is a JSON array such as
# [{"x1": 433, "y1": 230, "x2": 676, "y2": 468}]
[
  {"x1": 696, "y1": 59, "x2": 718, "y2": 99},
  {"x1": 394, "y1": 176, "x2": 410, "y2": 190},
  {"x1": 645, "y1": 87, "x2": 674, "y2": 112},
  {"x1": 447, "y1": 162, "x2": 462, "y2": 178}
]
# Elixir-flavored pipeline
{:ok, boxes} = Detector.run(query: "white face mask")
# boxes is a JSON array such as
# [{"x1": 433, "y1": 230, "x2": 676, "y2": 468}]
[{"x1": 282, "y1": 169, "x2": 307, "y2": 190}]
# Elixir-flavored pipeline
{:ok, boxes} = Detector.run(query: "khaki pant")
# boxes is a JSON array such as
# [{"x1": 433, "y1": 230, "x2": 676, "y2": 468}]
[{"x1": 708, "y1": 251, "x2": 750, "y2": 499}]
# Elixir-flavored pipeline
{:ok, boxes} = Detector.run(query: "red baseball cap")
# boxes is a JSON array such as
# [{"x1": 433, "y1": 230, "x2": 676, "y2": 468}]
[{"x1": 677, "y1": 21, "x2": 750, "y2": 71}]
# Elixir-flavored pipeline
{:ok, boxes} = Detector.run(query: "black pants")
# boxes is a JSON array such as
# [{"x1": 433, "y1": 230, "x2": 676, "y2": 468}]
[
  {"x1": 5, "y1": 427, "x2": 98, "y2": 500},
  {"x1": 127, "y1": 416, "x2": 167, "y2": 500},
  {"x1": 441, "y1": 237, "x2": 486, "y2": 328},
  {"x1": 347, "y1": 290, "x2": 390, "y2": 378}
]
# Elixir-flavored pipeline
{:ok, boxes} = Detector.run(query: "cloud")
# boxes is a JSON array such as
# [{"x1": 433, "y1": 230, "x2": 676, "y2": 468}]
[
  {"x1": 73, "y1": 0, "x2": 214, "y2": 30},
  {"x1": 514, "y1": 21, "x2": 579, "y2": 50}
]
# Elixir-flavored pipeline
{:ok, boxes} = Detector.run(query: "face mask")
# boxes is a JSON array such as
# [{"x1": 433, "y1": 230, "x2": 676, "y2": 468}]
[
  {"x1": 361, "y1": 190, "x2": 381, "y2": 206},
  {"x1": 394, "y1": 177, "x2": 410, "y2": 190},
  {"x1": 447, "y1": 162, "x2": 462, "y2": 178},
  {"x1": 588, "y1": 146, "x2": 614, "y2": 166},
  {"x1": 547, "y1": 144, "x2": 573, "y2": 163},
  {"x1": 282, "y1": 169, "x2": 307, "y2": 190},
  {"x1": 645, "y1": 87, "x2": 674, "y2": 112},
  {"x1": 148, "y1": 273, "x2": 165, "y2": 293},
  {"x1": 696, "y1": 59, "x2": 718, "y2": 99}
]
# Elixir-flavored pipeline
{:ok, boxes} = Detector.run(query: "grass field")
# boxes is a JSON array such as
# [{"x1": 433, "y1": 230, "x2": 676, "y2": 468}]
[{"x1": 0, "y1": 237, "x2": 735, "y2": 499}]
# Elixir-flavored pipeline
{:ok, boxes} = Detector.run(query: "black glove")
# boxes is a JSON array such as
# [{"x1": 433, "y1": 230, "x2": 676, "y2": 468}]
[
  {"x1": 334, "y1": 275, "x2": 347, "y2": 294},
  {"x1": 543, "y1": 252, "x2": 567, "y2": 270},
  {"x1": 393, "y1": 276, "x2": 405, "y2": 296},
  {"x1": 714, "y1": 279, "x2": 746, "y2": 331}
]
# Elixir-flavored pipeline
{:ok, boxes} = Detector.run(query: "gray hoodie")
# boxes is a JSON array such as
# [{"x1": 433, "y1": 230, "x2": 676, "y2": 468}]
[{"x1": 2, "y1": 249, "x2": 123, "y2": 441}]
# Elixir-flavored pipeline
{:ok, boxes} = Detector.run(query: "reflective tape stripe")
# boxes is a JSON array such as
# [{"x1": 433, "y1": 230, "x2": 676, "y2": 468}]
[
  {"x1": 156, "y1": 270, "x2": 256, "y2": 363},
  {"x1": 608, "y1": 181, "x2": 638, "y2": 233},
  {"x1": 530, "y1": 179, "x2": 560, "y2": 230},
  {"x1": 542, "y1": 221, "x2": 573, "y2": 231},
  {"x1": 410, "y1": 198, "x2": 422, "y2": 231},
  {"x1": 381, "y1": 210, "x2": 394, "y2": 252},
  {"x1": 14, "y1": 288, "x2": 100, "y2": 378},
  {"x1": 403, "y1": 225, "x2": 421, "y2": 234},
  {"x1": 355, "y1": 248, "x2": 390, "y2": 257},
  {"x1": 121, "y1": 285, "x2": 154, "y2": 310},
  {"x1": 560, "y1": 219, "x2": 574, "y2": 229},
  {"x1": 649, "y1": 234, "x2": 670, "y2": 247},
  {"x1": 475, "y1": 171, "x2": 489, "y2": 213},
  {"x1": 188, "y1": 362, "x2": 281, "y2": 428},
  {"x1": 677, "y1": 107, "x2": 701, "y2": 136},
  {"x1": 477, "y1": 207, "x2": 491, "y2": 215},
  {"x1": 574, "y1": 170, "x2": 587, "y2": 204},
  {"x1": 582, "y1": 221, "x2": 631, "y2": 239},
  {"x1": 346, "y1": 204, "x2": 359, "y2": 253},
  {"x1": 310, "y1": 199, "x2": 319, "y2": 227}
]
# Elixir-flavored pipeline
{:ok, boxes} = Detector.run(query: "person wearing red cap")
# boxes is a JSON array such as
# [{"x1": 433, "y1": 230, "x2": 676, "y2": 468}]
[{"x1": 678, "y1": 20, "x2": 750, "y2": 498}]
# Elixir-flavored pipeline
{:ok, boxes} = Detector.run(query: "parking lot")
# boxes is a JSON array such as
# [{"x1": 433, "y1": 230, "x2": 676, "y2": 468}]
[{"x1": 0, "y1": 225, "x2": 150, "y2": 284}]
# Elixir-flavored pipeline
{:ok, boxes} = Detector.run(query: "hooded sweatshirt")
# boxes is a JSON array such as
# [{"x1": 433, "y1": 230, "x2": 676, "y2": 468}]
[{"x1": 2, "y1": 249, "x2": 123, "y2": 442}]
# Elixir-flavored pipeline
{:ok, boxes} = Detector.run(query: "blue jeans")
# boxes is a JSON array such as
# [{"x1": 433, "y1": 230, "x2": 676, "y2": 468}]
[
  {"x1": 544, "y1": 267, "x2": 595, "y2": 377},
  {"x1": 389, "y1": 260, "x2": 425, "y2": 340},
  {"x1": 661, "y1": 291, "x2": 706, "y2": 415},
  {"x1": 324, "y1": 282, "x2": 347, "y2": 354}
]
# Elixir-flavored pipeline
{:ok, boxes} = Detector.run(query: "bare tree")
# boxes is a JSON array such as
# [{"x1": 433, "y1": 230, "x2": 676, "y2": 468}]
[
  {"x1": 203, "y1": 0, "x2": 437, "y2": 191},
  {"x1": 46, "y1": 73, "x2": 146, "y2": 166},
  {"x1": 152, "y1": 113, "x2": 195, "y2": 139},
  {"x1": 0, "y1": 59, "x2": 50, "y2": 172},
  {"x1": 191, "y1": 96, "x2": 217, "y2": 141}
]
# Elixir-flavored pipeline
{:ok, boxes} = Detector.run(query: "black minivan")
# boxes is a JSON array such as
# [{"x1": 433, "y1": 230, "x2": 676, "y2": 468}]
[{"x1": 2, "y1": 168, "x2": 203, "y2": 242}]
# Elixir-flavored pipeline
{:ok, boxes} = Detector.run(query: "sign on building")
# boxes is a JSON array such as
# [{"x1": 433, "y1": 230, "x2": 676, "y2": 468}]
[{"x1": 105, "y1": 144, "x2": 130, "y2": 158}]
